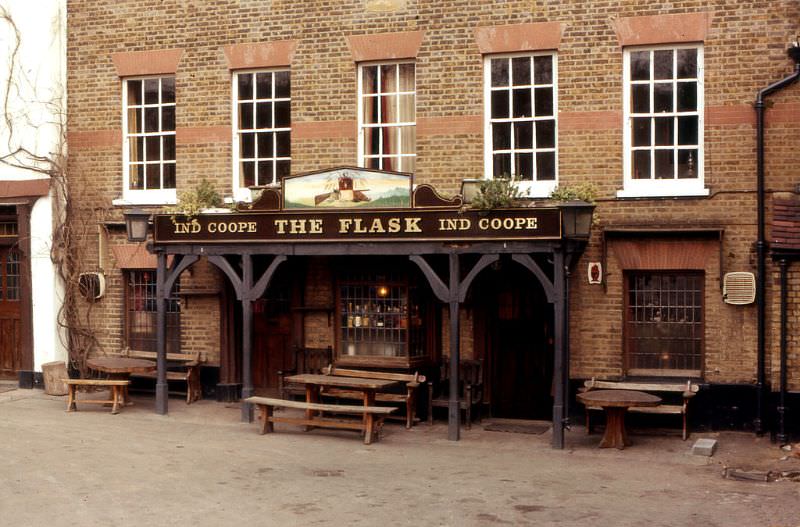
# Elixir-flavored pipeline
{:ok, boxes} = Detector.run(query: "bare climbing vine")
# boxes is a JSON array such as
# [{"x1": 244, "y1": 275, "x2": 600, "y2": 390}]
[{"x1": 1, "y1": 5, "x2": 106, "y2": 373}]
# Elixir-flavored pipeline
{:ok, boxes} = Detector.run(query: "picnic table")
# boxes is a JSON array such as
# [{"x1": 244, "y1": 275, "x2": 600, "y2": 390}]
[
  {"x1": 576, "y1": 389, "x2": 661, "y2": 449},
  {"x1": 249, "y1": 373, "x2": 400, "y2": 444},
  {"x1": 285, "y1": 372, "x2": 398, "y2": 417}
]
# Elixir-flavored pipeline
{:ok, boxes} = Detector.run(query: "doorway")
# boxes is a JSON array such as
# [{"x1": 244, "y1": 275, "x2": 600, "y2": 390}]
[
  {"x1": 252, "y1": 280, "x2": 293, "y2": 395},
  {"x1": 0, "y1": 246, "x2": 22, "y2": 378},
  {"x1": 473, "y1": 261, "x2": 553, "y2": 420}
]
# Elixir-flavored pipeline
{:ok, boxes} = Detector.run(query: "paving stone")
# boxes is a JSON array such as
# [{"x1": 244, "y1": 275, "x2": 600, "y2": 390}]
[{"x1": 692, "y1": 438, "x2": 717, "y2": 457}]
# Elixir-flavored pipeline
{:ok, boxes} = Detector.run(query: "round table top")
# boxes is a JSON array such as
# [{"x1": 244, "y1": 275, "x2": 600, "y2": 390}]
[
  {"x1": 577, "y1": 389, "x2": 661, "y2": 408},
  {"x1": 87, "y1": 357, "x2": 156, "y2": 374}
]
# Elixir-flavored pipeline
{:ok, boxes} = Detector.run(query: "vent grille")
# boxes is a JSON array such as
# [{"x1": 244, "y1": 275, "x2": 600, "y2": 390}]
[
  {"x1": 723, "y1": 272, "x2": 755, "y2": 305},
  {"x1": 78, "y1": 272, "x2": 106, "y2": 301}
]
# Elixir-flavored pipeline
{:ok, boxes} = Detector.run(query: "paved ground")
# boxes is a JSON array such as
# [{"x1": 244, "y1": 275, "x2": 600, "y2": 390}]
[{"x1": 1, "y1": 386, "x2": 799, "y2": 526}]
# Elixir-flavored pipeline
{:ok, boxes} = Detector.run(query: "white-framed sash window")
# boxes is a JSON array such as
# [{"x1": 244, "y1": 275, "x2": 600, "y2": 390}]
[
  {"x1": 357, "y1": 61, "x2": 416, "y2": 173},
  {"x1": 484, "y1": 52, "x2": 558, "y2": 197},
  {"x1": 232, "y1": 69, "x2": 291, "y2": 202},
  {"x1": 121, "y1": 76, "x2": 177, "y2": 205},
  {"x1": 620, "y1": 44, "x2": 707, "y2": 198}
]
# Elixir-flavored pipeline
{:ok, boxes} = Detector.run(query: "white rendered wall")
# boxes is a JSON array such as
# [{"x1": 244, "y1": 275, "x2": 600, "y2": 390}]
[
  {"x1": 0, "y1": 0, "x2": 68, "y2": 370},
  {"x1": 31, "y1": 192, "x2": 67, "y2": 368}
]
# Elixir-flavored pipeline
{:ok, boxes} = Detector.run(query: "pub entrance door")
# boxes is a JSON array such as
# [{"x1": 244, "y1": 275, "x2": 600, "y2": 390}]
[
  {"x1": 474, "y1": 263, "x2": 553, "y2": 420},
  {"x1": 252, "y1": 281, "x2": 293, "y2": 395},
  {"x1": 0, "y1": 246, "x2": 22, "y2": 378}
]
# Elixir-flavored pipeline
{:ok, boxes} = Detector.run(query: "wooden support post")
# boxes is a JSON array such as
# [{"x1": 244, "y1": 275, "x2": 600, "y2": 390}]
[
  {"x1": 448, "y1": 253, "x2": 461, "y2": 441},
  {"x1": 155, "y1": 251, "x2": 168, "y2": 415},
  {"x1": 241, "y1": 254, "x2": 254, "y2": 423},
  {"x1": 552, "y1": 249, "x2": 566, "y2": 449}
]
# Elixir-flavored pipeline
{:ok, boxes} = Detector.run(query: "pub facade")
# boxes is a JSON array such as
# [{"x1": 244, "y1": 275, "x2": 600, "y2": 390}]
[{"x1": 65, "y1": 1, "x2": 800, "y2": 443}]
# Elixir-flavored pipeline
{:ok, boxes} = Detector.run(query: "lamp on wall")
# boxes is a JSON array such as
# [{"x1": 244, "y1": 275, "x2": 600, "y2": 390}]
[
  {"x1": 560, "y1": 201, "x2": 595, "y2": 239},
  {"x1": 123, "y1": 208, "x2": 151, "y2": 242},
  {"x1": 460, "y1": 178, "x2": 483, "y2": 204}
]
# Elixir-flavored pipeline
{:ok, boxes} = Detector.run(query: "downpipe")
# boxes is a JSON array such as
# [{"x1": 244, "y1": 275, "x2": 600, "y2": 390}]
[{"x1": 754, "y1": 43, "x2": 800, "y2": 435}]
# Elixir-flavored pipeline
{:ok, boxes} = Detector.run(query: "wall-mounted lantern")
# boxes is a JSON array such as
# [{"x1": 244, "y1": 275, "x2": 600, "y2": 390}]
[
  {"x1": 123, "y1": 208, "x2": 151, "y2": 242},
  {"x1": 460, "y1": 178, "x2": 483, "y2": 204},
  {"x1": 560, "y1": 201, "x2": 595, "y2": 239}
]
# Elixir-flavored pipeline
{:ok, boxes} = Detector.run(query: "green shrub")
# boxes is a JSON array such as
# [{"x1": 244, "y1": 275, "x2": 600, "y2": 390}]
[
  {"x1": 166, "y1": 179, "x2": 225, "y2": 218},
  {"x1": 470, "y1": 177, "x2": 524, "y2": 210},
  {"x1": 548, "y1": 182, "x2": 598, "y2": 203}
]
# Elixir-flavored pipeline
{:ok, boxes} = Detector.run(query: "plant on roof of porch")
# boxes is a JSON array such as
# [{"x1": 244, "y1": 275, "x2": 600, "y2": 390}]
[
  {"x1": 469, "y1": 175, "x2": 526, "y2": 211},
  {"x1": 165, "y1": 179, "x2": 227, "y2": 219},
  {"x1": 548, "y1": 182, "x2": 598, "y2": 204}
]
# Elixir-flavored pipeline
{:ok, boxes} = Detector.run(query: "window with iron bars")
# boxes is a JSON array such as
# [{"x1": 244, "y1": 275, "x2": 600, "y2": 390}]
[
  {"x1": 624, "y1": 271, "x2": 703, "y2": 376},
  {"x1": 125, "y1": 270, "x2": 181, "y2": 353}
]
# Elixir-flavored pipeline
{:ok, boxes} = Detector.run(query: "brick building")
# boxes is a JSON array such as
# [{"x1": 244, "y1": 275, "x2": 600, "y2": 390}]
[{"x1": 65, "y1": 1, "x2": 799, "y2": 442}]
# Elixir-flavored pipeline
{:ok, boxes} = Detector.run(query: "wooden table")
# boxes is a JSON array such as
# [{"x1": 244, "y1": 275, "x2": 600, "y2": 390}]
[
  {"x1": 284, "y1": 373, "x2": 398, "y2": 407},
  {"x1": 284, "y1": 373, "x2": 398, "y2": 435},
  {"x1": 576, "y1": 389, "x2": 661, "y2": 449},
  {"x1": 87, "y1": 357, "x2": 156, "y2": 405}
]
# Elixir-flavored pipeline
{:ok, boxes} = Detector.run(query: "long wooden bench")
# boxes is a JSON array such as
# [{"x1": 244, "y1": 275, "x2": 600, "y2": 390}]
[
  {"x1": 122, "y1": 348, "x2": 204, "y2": 404},
  {"x1": 581, "y1": 378, "x2": 701, "y2": 440},
  {"x1": 62, "y1": 379, "x2": 130, "y2": 415},
  {"x1": 321, "y1": 365, "x2": 426, "y2": 429},
  {"x1": 244, "y1": 396, "x2": 396, "y2": 445}
]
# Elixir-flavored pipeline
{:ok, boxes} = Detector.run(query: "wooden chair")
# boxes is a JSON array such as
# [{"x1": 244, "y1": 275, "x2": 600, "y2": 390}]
[
  {"x1": 427, "y1": 358, "x2": 484, "y2": 429},
  {"x1": 277, "y1": 346, "x2": 333, "y2": 399}
]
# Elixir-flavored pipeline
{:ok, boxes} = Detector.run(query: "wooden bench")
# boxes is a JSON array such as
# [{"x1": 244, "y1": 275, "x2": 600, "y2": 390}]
[
  {"x1": 121, "y1": 348, "x2": 204, "y2": 404},
  {"x1": 321, "y1": 365, "x2": 426, "y2": 429},
  {"x1": 243, "y1": 396, "x2": 396, "y2": 444},
  {"x1": 581, "y1": 378, "x2": 701, "y2": 440},
  {"x1": 62, "y1": 379, "x2": 130, "y2": 415}
]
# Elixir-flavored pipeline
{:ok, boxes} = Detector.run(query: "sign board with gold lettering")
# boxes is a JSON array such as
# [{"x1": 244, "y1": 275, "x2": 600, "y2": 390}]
[{"x1": 153, "y1": 208, "x2": 561, "y2": 244}]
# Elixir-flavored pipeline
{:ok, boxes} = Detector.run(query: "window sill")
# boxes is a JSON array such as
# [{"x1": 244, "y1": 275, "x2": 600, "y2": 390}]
[
  {"x1": 230, "y1": 188, "x2": 254, "y2": 204},
  {"x1": 515, "y1": 180, "x2": 557, "y2": 199},
  {"x1": 616, "y1": 186, "x2": 710, "y2": 199},
  {"x1": 113, "y1": 190, "x2": 178, "y2": 207}
]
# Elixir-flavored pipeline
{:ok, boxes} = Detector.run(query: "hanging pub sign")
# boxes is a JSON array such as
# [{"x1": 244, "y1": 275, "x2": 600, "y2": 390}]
[{"x1": 151, "y1": 168, "x2": 562, "y2": 244}]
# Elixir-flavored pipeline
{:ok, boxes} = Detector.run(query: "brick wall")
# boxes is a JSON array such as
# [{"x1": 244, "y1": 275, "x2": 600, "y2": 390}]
[{"x1": 66, "y1": 1, "x2": 799, "y2": 387}]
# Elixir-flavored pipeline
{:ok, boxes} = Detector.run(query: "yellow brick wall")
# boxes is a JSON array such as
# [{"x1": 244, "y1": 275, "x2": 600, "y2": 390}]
[{"x1": 66, "y1": 0, "x2": 799, "y2": 387}]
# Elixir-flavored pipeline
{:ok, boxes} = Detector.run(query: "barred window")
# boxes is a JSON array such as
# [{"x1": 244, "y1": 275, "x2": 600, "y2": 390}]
[
  {"x1": 624, "y1": 272, "x2": 703, "y2": 375},
  {"x1": 125, "y1": 270, "x2": 180, "y2": 353}
]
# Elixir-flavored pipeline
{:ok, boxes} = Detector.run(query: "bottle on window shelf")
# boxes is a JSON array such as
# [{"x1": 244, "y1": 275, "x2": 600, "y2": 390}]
[
  {"x1": 354, "y1": 304, "x2": 362, "y2": 327},
  {"x1": 362, "y1": 302, "x2": 370, "y2": 327},
  {"x1": 347, "y1": 302, "x2": 354, "y2": 328}
]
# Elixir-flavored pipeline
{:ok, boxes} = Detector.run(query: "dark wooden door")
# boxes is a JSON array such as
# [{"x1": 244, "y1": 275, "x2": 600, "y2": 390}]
[
  {"x1": 474, "y1": 264, "x2": 553, "y2": 420},
  {"x1": 252, "y1": 290, "x2": 292, "y2": 393},
  {"x1": 0, "y1": 247, "x2": 22, "y2": 377}
]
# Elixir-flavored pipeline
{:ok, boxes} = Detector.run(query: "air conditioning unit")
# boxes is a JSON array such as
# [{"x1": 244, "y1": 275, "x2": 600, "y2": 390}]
[
  {"x1": 78, "y1": 272, "x2": 106, "y2": 302},
  {"x1": 723, "y1": 272, "x2": 756, "y2": 305}
]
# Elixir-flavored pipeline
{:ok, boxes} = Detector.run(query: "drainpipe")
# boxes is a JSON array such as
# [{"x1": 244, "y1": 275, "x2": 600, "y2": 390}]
[{"x1": 753, "y1": 42, "x2": 800, "y2": 435}]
